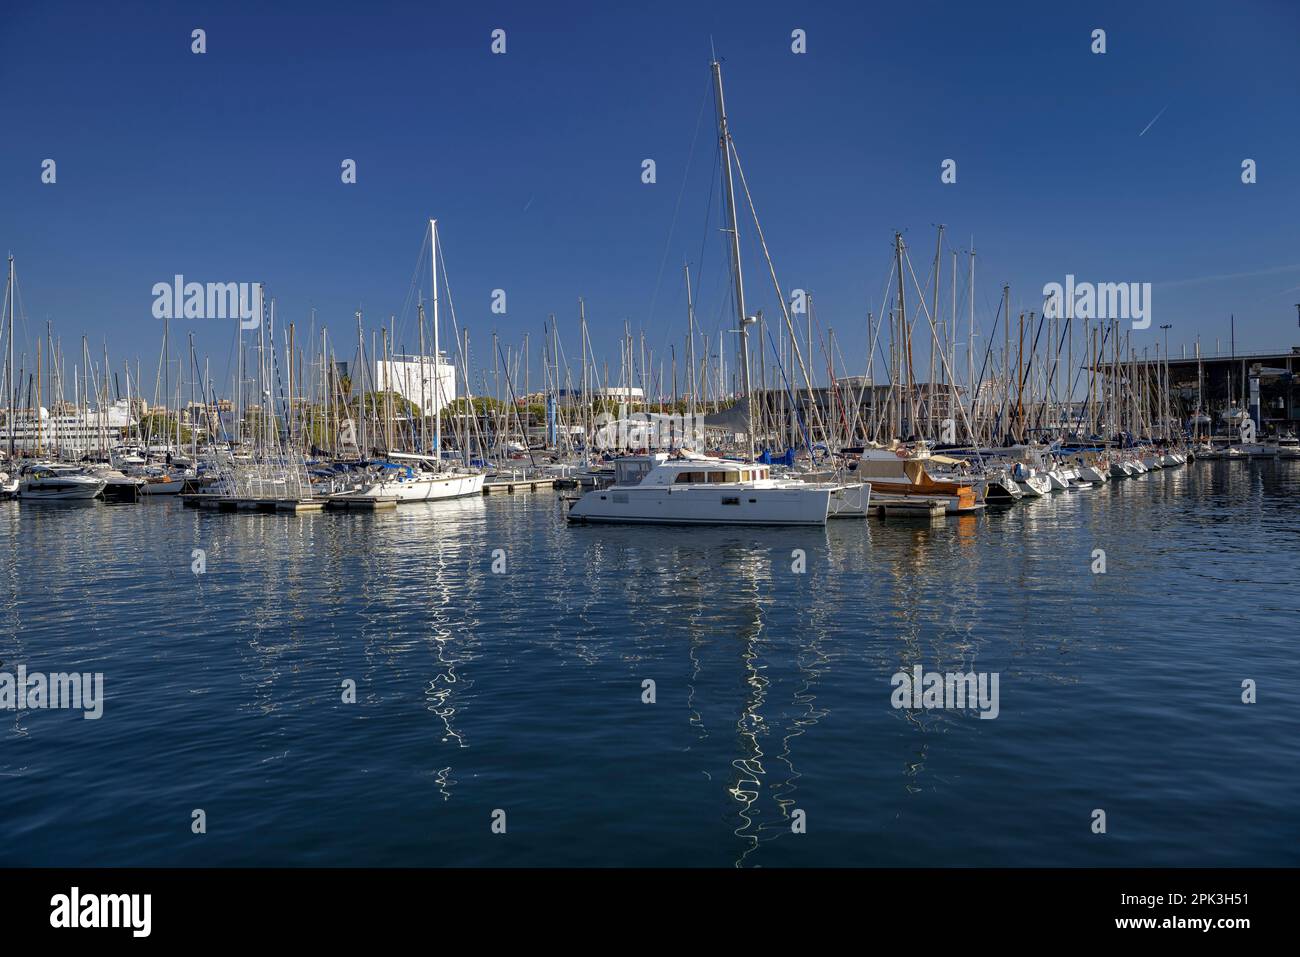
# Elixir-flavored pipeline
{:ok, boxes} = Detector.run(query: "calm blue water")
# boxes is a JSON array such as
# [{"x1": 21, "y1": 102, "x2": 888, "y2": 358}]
[{"x1": 1, "y1": 461, "x2": 1297, "y2": 867}]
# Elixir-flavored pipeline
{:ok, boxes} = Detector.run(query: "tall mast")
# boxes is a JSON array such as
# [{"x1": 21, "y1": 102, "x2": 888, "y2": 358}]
[
  {"x1": 35, "y1": 335, "x2": 42, "y2": 457},
  {"x1": 967, "y1": 246, "x2": 975, "y2": 440},
  {"x1": 5, "y1": 255, "x2": 12, "y2": 459},
  {"x1": 355, "y1": 310, "x2": 365, "y2": 457},
  {"x1": 417, "y1": 301, "x2": 428, "y2": 453},
  {"x1": 930, "y1": 226, "x2": 943, "y2": 440},
  {"x1": 1001, "y1": 285, "x2": 1010, "y2": 444},
  {"x1": 188, "y1": 333, "x2": 197, "y2": 458},
  {"x1": 950, "y1": 247, "x2": 957, "y2": 441},
  {"x1": 685, "y1": 264, "x2": 697, "y2": 421},
  {"x1": 711, "y1": 58, "x2": 754, "y2": 461},
  {"x1": 461, "y1": 328, "x2": 471, "y2": 467},
  {"x1": 551, "y1": 317, "x2": 559, "y2": 448},
  {"x1": 430, "y1": 218, "x2": 442, "y2": 465},
  {"x1": 894, "y1": 235, "x2": 906, "y2": 440},
  {"x1": 579, "y1": 298, "x2": 589, "y2": 465}
]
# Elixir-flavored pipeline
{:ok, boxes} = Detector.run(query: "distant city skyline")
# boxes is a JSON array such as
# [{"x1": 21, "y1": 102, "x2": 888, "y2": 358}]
[{"x1": 3, "y1": 0, "x2": 1299, "y2": 402}]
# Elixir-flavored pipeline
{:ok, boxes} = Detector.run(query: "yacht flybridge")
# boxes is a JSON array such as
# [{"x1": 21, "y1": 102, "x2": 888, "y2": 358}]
[{"x1": 566, "y1": 450, "x2": 864, "y2": 526}]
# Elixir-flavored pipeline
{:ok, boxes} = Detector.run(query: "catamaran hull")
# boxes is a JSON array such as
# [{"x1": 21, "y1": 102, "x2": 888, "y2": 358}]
[
  {"x1": 568, "y1": 485, "x2": 831, "y2": 526},
  {"x1": 826, "y1": 483, "x2": 872, "y2": 518}
]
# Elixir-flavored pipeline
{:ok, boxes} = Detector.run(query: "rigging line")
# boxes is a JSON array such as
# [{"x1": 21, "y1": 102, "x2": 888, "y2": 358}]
[
  {"x1": 689, "y1": 139, "x2": 723, "y2": 340},
  {"x1": 647, "y1": 75, "x2": 713, "y2": 339},
  {"x1": 727, "y1": 136, "x2": 830, "y2": 443},
  {"x1": 393, "y1": 228, "x2": 433, "y2": 349},
  {"x1": 493, "y1": 335, "x2": 536, "y2": 469},
  {"x1": 696, "y1": 139, "x2": 722, "y2": 303},
  {"x1": 1068, "y1": 321, "x2": 1113, "y2": 435},
  {"x1": 856, "y1": 253, "x2": 901, "y2": 441},
  {"x1": 901, "y1": 247, "x2": 977, "y2": 443},
  {"x1": 972, "y1": 296, "x2": 1003, "y2": 445},
  {"x1": 661, "y1": 137, "x2": 723, "y2": 405},
  {"x1": 437, "y1": 232, "x2": 488, "y2": 459},
  {"x1": 762, "y1": 322, "x2": 813, "y2": 455}
]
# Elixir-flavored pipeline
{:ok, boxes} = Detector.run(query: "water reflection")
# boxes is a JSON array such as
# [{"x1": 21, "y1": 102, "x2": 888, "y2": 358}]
[{"x1": 0, "y1": 461, "x2": 1297, "y2": 865}]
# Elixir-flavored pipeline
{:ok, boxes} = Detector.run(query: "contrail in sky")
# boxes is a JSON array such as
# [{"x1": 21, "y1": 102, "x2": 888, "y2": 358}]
[{"x1": 1139, "y1": 105, "x2": 1168, "y2": 136}]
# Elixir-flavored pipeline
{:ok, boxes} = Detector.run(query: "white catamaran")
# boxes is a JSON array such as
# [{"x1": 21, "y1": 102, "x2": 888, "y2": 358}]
[
  {"x1": 567, "y1": 450, "x2": 836, "y2": 525},
  {"x1": 566, "y1": 59, "x2": 865, "y2": 527}
]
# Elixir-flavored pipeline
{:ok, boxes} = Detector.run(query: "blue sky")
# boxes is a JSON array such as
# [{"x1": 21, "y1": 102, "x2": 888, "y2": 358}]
[{"x1": 2, "y1": 0, "x2": 1298, "y2": 399}]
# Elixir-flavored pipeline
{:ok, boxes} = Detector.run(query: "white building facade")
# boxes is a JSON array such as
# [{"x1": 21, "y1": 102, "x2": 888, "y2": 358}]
[{"x1": 374, "y1": 354, "x2": 458, "y2": 416}]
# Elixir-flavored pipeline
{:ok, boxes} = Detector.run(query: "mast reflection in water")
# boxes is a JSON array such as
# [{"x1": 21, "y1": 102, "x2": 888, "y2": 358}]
[{"x1": 0, "y1": 461, "x2": 1297, "y2": 866}]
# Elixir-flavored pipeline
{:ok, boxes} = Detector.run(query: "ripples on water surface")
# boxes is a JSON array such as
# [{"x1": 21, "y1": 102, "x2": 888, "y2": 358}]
[{"x1": 1, "y1": 461, "x2": 1296, "y2": 866}]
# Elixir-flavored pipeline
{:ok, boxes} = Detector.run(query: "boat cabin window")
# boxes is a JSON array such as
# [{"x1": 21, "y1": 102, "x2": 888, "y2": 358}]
[
  {"x1": 670, "y1": 465, "x2": 752, "y2": 484},
  {"x1": 614, "y1": 459, "x2": 654, "y2": 484}
]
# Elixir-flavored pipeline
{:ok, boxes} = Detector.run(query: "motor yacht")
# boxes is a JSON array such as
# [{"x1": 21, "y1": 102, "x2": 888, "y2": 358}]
[{"x1": 18, "y1": 463, "x2": 106, "y2": 501}]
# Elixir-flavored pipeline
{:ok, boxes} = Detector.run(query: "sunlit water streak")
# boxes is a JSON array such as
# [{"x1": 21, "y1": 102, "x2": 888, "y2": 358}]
[{"x1": 0, "y1": 460, "x2": 1296, "y2": 866}]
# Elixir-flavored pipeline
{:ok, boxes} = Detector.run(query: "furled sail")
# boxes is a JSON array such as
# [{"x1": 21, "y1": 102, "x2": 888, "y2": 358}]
[{"x1": 702, "y1": 397, "x2": 751, "y2": 432}]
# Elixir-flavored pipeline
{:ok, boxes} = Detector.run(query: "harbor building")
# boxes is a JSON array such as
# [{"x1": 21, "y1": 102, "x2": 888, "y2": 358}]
[
  {"x1": 373, "y1": 354, "x2": 458, "y2": 417},
  {"x1": 1133, "y1": 346, "x2": 1300, "y2": 435}
]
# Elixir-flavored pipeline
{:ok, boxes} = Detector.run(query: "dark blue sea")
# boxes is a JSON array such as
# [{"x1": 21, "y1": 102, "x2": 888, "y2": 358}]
[{"x1": 1, "y1": 460, "x2": 1297, "y2": 867}]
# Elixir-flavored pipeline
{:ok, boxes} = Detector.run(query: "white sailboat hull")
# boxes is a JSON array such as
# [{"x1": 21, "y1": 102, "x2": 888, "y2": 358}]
[
  {"x1": 139, "y1": 478, "x2": 185, "y2": 495},
  {"x1": 354, "y1": 472, "x2": 485, "y2": 501},
  {"x1": 1017, "y1": 475, "x2": 1052, "y2": 497}
]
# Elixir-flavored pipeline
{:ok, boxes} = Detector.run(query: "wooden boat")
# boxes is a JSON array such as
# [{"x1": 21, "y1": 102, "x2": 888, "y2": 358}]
[{"x1": 852, "y1": 446, "x2": 980, "y2": 513}]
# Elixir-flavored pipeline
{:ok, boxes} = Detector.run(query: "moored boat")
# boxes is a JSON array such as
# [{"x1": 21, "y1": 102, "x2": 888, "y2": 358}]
[
  {"x1": 566, "y1": 451, "x2": 835, "y2": 526},
  {"x1": 18, "y1": 463, "x2": 106, "y2": 501},
  {"x1": 853, "y1": 446, "x2": 981, "y2": 513}
]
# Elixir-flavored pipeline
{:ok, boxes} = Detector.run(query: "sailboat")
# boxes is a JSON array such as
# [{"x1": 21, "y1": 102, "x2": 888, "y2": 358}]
[
  {"x1": 344, "y1": 220, "x2": 485, "y2": 503},
  {"x1": 567, "y1": 59, "x2": 857, "y2": 526}
]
